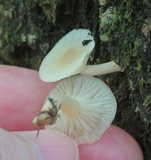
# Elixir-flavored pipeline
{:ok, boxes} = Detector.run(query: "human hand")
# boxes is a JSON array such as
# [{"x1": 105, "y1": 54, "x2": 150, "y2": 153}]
[{"x1": 0, "y1": 65, "x2": 143, "y2": 160}]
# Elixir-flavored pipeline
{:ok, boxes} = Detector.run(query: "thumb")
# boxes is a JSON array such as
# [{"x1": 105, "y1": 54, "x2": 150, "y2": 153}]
[{"x1": 0, "y1": 129, "x2": 79, "y2": 160}]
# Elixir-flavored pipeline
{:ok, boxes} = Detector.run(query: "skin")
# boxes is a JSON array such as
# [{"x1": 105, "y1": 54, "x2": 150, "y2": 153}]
[{"x1": 0, "y1": 65, "x2": 144, "y2": 160}]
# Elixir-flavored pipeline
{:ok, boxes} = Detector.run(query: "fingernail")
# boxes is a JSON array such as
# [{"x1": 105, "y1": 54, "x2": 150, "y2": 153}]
[
  {"x1": 0, "y1": 128, "x2": 42, "y2": 160},
  {"x1": 15, "y1": 130, "x2": 79, "y2": 160}
]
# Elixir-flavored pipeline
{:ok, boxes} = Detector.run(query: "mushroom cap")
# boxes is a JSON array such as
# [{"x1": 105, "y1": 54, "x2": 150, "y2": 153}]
[
  {"x1": 38, "y1": 75, "x2": 117, "y2": 145},
  {"x1": 39, "y1": 29, "x2": 95, "y2": 82}
]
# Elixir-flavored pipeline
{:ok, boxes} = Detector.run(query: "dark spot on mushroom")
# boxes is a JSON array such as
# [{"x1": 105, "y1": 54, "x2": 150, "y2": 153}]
[
  {"x1": 82, "y1": 39, "x2": 92, "y2": 46},
  {"x1": 88, "y1": 32, "x2": 91, "y2": 35}
]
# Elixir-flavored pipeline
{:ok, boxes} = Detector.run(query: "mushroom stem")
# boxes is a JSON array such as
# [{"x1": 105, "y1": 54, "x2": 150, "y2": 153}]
[{"x1": 80, "y1": 61, "x2": 121, "y2": 76}]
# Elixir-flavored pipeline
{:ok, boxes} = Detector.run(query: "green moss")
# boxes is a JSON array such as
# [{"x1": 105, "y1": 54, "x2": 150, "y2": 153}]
[
  {"x1": 0, "y1": 0, "x2": 58, "y2": 68},
  {"x1": 99, "y1": 0, "x2": 151, "y2": 159},
  {"x1": 39, "y1": 0, "x2": 56, "y2": 23}
]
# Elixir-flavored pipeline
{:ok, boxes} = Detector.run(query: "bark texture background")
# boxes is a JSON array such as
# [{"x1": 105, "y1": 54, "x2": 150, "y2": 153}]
[{"x1": 0, "y1": 0, "x2": 151, "y2": 159}]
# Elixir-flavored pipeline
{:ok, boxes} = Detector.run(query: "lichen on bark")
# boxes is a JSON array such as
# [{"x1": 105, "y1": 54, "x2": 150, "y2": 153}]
[
  {"x1": 0, "y1": 0, "x2": 151, "y2": 159},
  {"x1": 99, "y1": 0, "x2": 151, "y2": 159}
]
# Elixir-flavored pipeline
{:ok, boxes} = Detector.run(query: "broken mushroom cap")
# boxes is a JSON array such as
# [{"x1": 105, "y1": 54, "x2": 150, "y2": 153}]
[
  {"x1": 39, "y1": 29, "x2": 95, "y2": 82},
  {"x1": 33, "y1": 75, "x2": 117, "y2": 145}
]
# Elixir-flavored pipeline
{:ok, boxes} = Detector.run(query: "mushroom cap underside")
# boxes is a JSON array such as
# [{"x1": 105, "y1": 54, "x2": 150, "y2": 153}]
[{"x1": 42, "y1": 75, "x2": 117, "y2": 145}]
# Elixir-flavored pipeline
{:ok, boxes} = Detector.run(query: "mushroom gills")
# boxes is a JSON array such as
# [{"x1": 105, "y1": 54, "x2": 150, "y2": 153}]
[{"x1": 33, "y1": 75, "x2": 117, "y2": 145}]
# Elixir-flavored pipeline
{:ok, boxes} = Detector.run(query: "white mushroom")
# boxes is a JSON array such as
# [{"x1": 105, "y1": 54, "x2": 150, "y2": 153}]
[
  {"x1": 33, "y1": 75, "x2": 117, "y2": 145},
  {"x1": 39, "y1": 29, "x2": 121, "y2": 82}
]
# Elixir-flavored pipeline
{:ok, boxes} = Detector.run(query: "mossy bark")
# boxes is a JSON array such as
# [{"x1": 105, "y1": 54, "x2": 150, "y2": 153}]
[{"x1": 0, "y1": 0, "x2": 151, "y2": 159}]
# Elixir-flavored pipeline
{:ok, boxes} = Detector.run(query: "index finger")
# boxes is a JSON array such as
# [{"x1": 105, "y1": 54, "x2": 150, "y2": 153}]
[{"x1": 0, "y1": 65, "x2": 57, "y2": 131}]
